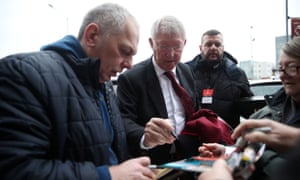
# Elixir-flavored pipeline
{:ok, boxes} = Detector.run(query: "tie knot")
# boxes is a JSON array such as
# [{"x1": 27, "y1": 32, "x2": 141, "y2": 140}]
[{"x1": 164, "y1": 71, "x2": 175, "y2": 80}]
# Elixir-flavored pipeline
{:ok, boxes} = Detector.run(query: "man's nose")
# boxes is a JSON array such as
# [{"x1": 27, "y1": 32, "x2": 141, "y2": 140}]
[
  {"x1": 166, "y1": 48, "x2": 176, "y2": 57},
  {"x1": 121, "y1": 59, "x2": 132, "y2": 69}
]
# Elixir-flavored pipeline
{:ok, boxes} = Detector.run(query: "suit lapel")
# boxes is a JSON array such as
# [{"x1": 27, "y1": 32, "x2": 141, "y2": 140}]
[
  {"x1": 176, "y1": 64, "x2": 193, "y2": 97},
  {"x1": 176, "y1": 63, "x2": 197, "y2": 110},
  {"x1": 145, "y1": 60, "x2": 168, "y2": 117}
]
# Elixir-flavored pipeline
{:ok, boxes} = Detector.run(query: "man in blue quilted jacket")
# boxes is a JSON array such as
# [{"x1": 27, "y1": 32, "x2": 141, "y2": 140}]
[{"x1": 0, "y1": 3, "x2": 155, "y2": 180}]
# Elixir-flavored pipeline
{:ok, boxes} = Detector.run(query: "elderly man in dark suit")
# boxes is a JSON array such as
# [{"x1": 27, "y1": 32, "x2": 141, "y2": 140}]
[{"x1": 117, "y1": 15, "x2": 199, "y2": 165}]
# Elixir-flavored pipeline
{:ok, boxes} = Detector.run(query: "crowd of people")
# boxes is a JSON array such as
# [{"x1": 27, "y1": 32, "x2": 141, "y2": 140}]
[{"x1": 0, "y1": 2, "x2": 300, "y2": 180}]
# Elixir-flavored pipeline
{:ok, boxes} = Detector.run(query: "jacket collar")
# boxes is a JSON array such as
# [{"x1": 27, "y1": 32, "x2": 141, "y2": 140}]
[{"x1": 64, "y1": 54, "x2": 100, "y2": 91}]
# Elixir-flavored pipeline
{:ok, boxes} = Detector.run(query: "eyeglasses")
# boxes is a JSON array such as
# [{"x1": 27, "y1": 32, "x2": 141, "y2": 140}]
[
  {"x1": 155, "y1": 44, "x2": 184, "y2": 52},
  {"x1": 273, "y1": 66, "x2": 300, "y2": 76}
]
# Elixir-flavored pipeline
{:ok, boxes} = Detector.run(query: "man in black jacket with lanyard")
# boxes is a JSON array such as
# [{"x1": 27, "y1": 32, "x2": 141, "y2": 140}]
[{"x1": 186, "y1": 29, "x2": 253, "y2": 129}]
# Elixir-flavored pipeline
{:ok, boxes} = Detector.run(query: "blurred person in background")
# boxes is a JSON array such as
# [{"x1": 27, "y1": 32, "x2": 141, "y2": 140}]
[{"x1": 186, "y1": 29, "x2": 253, "y2": 129}]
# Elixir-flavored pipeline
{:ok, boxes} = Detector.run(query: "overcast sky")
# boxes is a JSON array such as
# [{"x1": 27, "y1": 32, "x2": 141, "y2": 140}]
[{"x1": 1, "y1": 0, "x2": 300, "y2": 65}]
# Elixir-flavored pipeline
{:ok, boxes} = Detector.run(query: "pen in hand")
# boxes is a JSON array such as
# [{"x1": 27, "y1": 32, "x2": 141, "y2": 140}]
[
  {"x1": 235, "y1": 126, "x2": 272, "y2": 151},
  {"x1": 170, "y1": 131, "x2": 177, "y2": 139},
  {"x1": 245, "y1": 126, "x2": 272, "y2": 133}
]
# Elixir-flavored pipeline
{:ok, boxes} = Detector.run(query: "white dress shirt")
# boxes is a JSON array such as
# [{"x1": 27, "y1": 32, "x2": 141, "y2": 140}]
[
  {"x1": 140, "y1": 57, "x2": 186, "y2": 149},
  {"x1": 152, "y1": 58, "x2": 186, "y2": 134}
]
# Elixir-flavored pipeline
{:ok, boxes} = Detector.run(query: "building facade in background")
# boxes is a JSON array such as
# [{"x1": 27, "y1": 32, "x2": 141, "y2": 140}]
[
  {"x1": 240, "y1": 34, "x2": 294, "y2": 80},
  {"x1": 240, "y1": 60, "x2": 275, "y2": 80}
]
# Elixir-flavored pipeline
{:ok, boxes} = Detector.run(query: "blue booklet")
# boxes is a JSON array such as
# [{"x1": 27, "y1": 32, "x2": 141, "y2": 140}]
[{"x1": 151, "y1": 156, "x2": 218, "y2": 173}]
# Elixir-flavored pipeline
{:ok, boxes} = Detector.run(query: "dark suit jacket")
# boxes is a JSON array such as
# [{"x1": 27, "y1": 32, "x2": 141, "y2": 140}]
[{"x1": 117, "y1": 57, "x2": 198, "y2": 164}]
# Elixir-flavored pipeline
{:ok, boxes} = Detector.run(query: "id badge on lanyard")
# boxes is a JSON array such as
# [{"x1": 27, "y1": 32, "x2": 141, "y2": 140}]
[{"x1": 201, "y1": 89, "x2": 214, "y2": 104}]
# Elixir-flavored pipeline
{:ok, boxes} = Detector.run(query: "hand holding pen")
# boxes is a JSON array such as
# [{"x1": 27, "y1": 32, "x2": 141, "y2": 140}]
[
  {"x1": 232, "y1": 119, "x2": 300, "y2": 153},
  {"x1": 143, "y1": 118, "x2": 176, "y2": 148}
]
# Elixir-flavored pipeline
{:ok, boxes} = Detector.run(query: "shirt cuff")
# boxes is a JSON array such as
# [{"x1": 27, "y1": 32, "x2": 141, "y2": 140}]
[{"x1": 140, "y1": 134, "x2": 154, "y2": 150}]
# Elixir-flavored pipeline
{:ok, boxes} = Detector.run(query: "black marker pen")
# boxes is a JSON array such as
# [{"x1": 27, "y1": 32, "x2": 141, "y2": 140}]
[{"x1": 170, "y1": 131, "x2": 177, "y2": 139}]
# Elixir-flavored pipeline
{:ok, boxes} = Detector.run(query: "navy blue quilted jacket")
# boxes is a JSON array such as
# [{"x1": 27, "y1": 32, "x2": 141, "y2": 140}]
[{"x1": 0, "y1": 35, "x2": 128, "y2": 179}]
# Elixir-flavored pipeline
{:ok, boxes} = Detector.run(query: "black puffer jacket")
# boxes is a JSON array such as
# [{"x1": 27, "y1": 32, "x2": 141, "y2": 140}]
[
  {"x1": 186, "y1": 52, "x2": 253, "y2": 128},
  {"x1": 0, "y1": 38, "x2": 127, "y2": 179}
]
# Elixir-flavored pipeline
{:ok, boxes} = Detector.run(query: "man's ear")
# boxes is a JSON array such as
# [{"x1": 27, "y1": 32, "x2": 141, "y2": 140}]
[
  {"x1": 149, "y1": 38, "x2": 154, "y2": 48},
  {"x1": 84, "y1": 23, "x2": 101, "y2": 48}
]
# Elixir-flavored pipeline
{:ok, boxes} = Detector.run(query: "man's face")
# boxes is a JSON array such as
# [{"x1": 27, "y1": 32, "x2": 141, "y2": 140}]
[
  {"x1": 92, "y1": 18, "x2": 139, "y2": 83},
  {"x1": 200, "y1": 34, "x2": 224, "y2": 61},
  {"x1": 150, "y1": 32, "x2": 186, "y2": 71}
]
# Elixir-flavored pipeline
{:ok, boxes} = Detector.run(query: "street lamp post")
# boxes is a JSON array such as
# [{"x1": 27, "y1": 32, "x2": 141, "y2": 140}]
[
  {"x1": 285, "y1": 0, "x2": 289, "y2": 42},
  {"x1": 250, "y1": 26, "x2": 255, "y2": 60}
]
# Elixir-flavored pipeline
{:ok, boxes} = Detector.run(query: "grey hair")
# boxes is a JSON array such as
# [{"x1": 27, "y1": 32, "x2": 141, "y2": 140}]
[
  {"x1": 78, "y1": 3, "x2": 138, "y2": 40},
  {"x1": 282, "y1": 36, "x2": 300, "y2": 59},
  {"x1": 150, "y1": 15, "x2": 186, "y2": 40}
]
